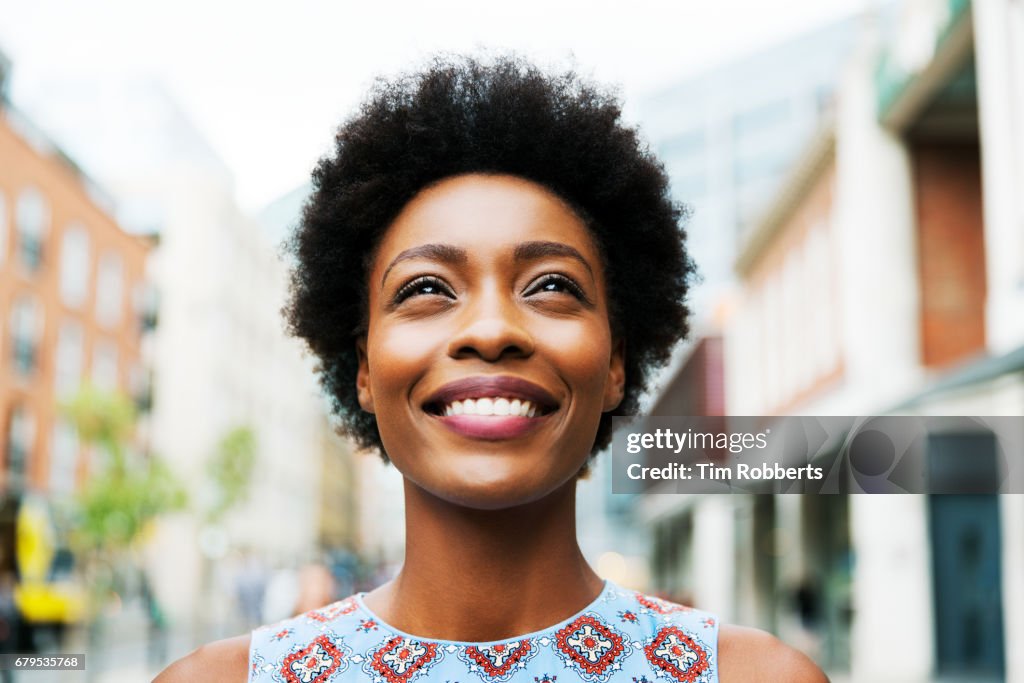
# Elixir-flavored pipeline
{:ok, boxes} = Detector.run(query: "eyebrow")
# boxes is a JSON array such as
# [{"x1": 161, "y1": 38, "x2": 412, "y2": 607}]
[
  {"x1": 380, "y1": 240, "x2": 595, "y2": 288},
  {"x1": 381, "y1": 244, "x2": 468, "y2": 287},
  {"x1": 513, "y1": 241, "x2": 594, "y2": 280}
]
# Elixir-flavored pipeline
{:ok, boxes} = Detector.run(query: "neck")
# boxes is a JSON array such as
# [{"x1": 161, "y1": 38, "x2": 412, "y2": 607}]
[{"x1": 365, "y1": 477, "x2": 603, "y2": 642}]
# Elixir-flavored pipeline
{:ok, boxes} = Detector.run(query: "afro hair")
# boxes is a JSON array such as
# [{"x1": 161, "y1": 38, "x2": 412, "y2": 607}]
[{"x1": 284, "y1": 54, "x2": 695, "y2": 458}]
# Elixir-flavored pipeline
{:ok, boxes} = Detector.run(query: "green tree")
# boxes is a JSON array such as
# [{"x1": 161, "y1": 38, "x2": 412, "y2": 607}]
[
  {"x1": 204, "y1": 426, "x2": 257, "y2": 522},
  {"x1": 61, "y1": 384, "x2": 186, "y2": 571}
]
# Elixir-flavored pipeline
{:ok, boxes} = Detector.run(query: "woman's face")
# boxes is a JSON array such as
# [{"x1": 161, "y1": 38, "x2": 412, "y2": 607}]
[{"x1": 358, "y1": 174, "x2": 624, "y2": 510}]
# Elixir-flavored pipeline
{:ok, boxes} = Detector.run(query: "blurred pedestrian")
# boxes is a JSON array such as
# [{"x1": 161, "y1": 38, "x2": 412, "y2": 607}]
[
  {"x1": 142, "y1": 572, "x2": 168, "y2": 669},
  {"x1": 260, "y1": 565, "x2": 298, "y2": 626},
  {"x1": 293, "y1": 563, "x2": 336, "y2": 616},
  {"x1": 0, "y1": 573, "x2": 16, "y2": 683},
  {"x1": 234, "y1": 553, "x2": 267, "y2": 629}
]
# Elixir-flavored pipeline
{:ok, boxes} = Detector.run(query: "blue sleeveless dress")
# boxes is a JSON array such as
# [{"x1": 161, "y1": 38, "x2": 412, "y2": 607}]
[{"x1": 248, "y1": 581, "x2": 719, "y2": 682}]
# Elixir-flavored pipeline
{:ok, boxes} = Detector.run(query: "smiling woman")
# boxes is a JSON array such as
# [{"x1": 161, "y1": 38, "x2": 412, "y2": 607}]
[
  {"x1": 156, "y1": 55, "x2": 827, "y2": 683},
  {"x1": 359, "y1": 174, "x2": 622, "y2": 511}
]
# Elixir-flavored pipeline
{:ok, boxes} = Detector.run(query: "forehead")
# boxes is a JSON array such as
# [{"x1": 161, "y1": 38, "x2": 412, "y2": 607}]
[{"x1": 370, "y1": 174, "x2": 600, "y2": 272}]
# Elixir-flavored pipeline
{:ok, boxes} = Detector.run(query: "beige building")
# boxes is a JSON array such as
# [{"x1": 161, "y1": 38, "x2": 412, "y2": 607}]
[
  {"x1": 13, "y1": 76, "x2": 364, "y2": 636},
  {"x1": 645, "y1": 2, "x2": 1024, "y2": 681}
]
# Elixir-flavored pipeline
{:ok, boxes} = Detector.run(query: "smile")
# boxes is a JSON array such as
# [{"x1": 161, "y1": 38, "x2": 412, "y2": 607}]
[
  {"x1": 422, "y1": 376, "x2": 560, "y2": 440},
  {"x1": 440, "y1": 397, "x2": 540, "y2": 417}
]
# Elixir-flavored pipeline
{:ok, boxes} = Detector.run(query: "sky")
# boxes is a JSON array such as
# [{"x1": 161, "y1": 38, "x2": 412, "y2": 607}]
[{"x1": 0, "y1": 0, "x2": 870, "y2": 211}]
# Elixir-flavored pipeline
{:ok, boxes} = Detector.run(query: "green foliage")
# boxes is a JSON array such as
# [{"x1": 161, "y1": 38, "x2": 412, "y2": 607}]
[
  {"x1": 70, "y1": 454, "x2": 187, "y2": 553},
  {"x1": 62, "y1": 385, "x2": 135, "y2": 463},
  {"x1": 205, "y1": 426, "x2": 257, "y2": 522},
  {"x1": 61, "y1": 385, "x2": 187, "y2": 556}
]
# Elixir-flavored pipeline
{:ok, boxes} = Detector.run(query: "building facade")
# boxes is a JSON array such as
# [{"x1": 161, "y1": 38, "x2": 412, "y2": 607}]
[
  {"x1": 640, "y1": 1, "x2": 1024, "y2": 681},
  {"x1": 19, "y1": 78, "x2": 354, "y2": 633},
  {"x1": 0, "y1": 82, "x2": 153, "y2": 631},
  {"x1": 640, "y1": 15, "x2": 864, "y2": 331},
  {"x1": 0, "y1": 100, "x2": 150, "y2": 498}
]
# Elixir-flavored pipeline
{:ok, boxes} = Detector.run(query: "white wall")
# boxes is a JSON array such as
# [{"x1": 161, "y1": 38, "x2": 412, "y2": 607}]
[
  {"x1": 142, "y1": 166, "x2": 325, "y2": 622},
  {"x1": 973, "y1": 0, "x2": 1024, "y2": 354},
  {"x1": 1000, "y1": 494, "x2": 1024, "y2": 683},
  {"x1": 849, "y1": 495, "x2": 934, "y2": 682},
  {"x1": 690, "y1": 496, "x2": 736, "y2": 617},
  {"x1": 832, "y1": 34, "x2": 923, "y2": 416},
  {"x1": 28, "y1": 81, "x2": 332, "y2": 625}
]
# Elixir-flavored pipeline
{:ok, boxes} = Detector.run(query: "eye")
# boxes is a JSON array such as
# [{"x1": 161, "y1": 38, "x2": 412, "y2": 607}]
[
  {"x1": 525, "y1": 274, "x2": 588, "y2": 302},
  {"x1": 394, "y1": 276, "x2": 455, "y2": 304}
]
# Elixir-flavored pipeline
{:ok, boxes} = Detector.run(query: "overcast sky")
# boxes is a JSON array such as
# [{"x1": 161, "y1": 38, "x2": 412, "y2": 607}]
[{"x1": 0, "y1": 0, "x2": 870, "y2": 210}]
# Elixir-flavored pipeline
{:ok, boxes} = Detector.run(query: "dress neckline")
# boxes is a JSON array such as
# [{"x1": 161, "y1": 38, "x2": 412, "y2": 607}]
[{"x1": 351, "y1": 579, "x2": 613, "y2": 647}]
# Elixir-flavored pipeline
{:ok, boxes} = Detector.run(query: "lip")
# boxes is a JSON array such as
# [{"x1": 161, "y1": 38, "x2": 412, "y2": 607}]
[
  {"x1": 422, "y1": 376, "x2": 560, "y2": 414},
  {"x1": 422, "y1": 375, "x2": 560, "y2": 442},
  {"x1": 435, "y1": 413, "x2": 551, "y2": 441}
]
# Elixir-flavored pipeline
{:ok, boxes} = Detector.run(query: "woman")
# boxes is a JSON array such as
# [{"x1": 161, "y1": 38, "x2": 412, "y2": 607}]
[{"x1": 158, "y1": 56, "x2": 827, "y2": 682}]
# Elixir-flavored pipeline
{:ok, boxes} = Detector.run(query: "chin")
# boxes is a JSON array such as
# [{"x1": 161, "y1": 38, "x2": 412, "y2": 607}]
[{"x1": 422, "y1": 455, "x2": 579, "y2": 511}]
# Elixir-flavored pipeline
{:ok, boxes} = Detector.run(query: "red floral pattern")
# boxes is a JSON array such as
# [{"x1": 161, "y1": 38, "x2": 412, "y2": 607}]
[
  {"x1": 279, "y1": 635, "x2": 347, "y2": 683},
  {"x1": 462, "y1": 640, "x2": 535, "y2": 680},
  {"x1": 635, "y1": 593, "x2": 692, "y2": 615},
  {"x1": 643, "y1": 627, "x2": 710, "y2": 683},
  {"x1": 554, "y1": 615, "x2": 625, "y2": 676},
  {"x1": 249, "y1": 583, "x2": 718, "y2": 682},
  {"x1": 368, "y1": 636, "x2": 440, "y2": 683}
]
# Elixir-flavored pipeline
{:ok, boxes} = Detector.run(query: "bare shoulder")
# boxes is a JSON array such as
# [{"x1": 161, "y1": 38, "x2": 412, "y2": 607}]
[
  {"x1": 153, "y1": 633, "x2": 251, "y2": 683},
  {"x1": 718, "y1": 624, "x2": 829, "y2": 683}
]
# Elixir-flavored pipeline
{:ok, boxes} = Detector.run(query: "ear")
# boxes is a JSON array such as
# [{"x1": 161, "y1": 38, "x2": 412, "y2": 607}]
[
  {"x1": 603, "y1": 338, "x2": 626, "y2": 412},
  {"x1": 355, "y1": 337, "x2": 375, "y2": 414}
]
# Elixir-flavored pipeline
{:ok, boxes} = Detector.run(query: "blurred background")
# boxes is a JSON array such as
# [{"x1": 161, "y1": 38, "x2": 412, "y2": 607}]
[{"x1": 0, "y1": 0, "x2": 1022, "y2": 680}]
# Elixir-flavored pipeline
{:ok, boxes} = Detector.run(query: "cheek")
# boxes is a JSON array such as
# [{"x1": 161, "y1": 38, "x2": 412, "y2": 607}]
[
  {"x1": 366, "y1": 321, "x2": 445, "y2": 409},
  {"x1": 544, "y1": 320, "x2": 613, "y2": 391}
]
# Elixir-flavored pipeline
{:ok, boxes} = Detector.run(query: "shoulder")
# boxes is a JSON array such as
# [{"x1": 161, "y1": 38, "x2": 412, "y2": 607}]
[
  {"x1": 718, "y1": 624, "x2": 828, "y2": 683},
  {"x1": 154, "y1": 634, "x2": 251, "y2": 683}
]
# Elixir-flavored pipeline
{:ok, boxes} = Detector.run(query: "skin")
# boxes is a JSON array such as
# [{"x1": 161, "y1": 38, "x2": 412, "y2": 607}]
[
  {"x1": 155, "y1": 174, "x2": 828, "y2": 682},
  {"x1": 357, "y1": 173, "x2": 625, "y2": 513}
]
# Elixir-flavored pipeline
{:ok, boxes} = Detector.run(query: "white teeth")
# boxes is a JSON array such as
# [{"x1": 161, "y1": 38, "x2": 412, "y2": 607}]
[
  {"x1": 493, "y1": 398, "x2": 510, "y2": 415},
  {"x1": 476, "y1": 398, "x2": 494, "y2": 415},
  {"x1": 439, "y1": 397, "x2": 542, "y2": 417}
]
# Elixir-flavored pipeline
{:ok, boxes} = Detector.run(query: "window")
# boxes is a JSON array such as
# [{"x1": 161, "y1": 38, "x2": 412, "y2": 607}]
[
  {"x1": 134, "y1": 281, "x2": 159, "y2": 332},
  {"x1": 16, "y1": 187, "x2": 49, "y2": 271},
  {"x1": 732, "y1": 99, "x2": 791, "y2": 141},
  {"x1": 660, "y1": 129, "x2": 706, "y2": 161},
  {"x1": 6, "y1": 404, "x2": 35, "y2": 487},
  {"x1": 60, "y1": 223, "x2": 92, "y2": 308},
  {"x1": 55, "y1": 319, "x2": 85, "y2": 396},
  {"x1": 91, "y1": 339, "x2": 119, "y2": 390},
  {"x1": 733, "y1": 151, "x2": 789, "y2": 185},
  {"x1": 129, "y1": 363, "x2": 152, "y2": 412},
  {"x1": 96, "y1": 251, "x2": 124, "y2": 327},
  {"x1": 9, "y1": 295, "x2": 41, "y2": 375},
  {"x1": 50, "y1": 420, "x2": 79, "y2": 494}
]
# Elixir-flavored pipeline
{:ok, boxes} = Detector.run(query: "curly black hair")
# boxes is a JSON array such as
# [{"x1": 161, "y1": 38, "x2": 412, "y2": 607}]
[{"x1": 285, "y1": 54, "x2": 694, "y2": 458}]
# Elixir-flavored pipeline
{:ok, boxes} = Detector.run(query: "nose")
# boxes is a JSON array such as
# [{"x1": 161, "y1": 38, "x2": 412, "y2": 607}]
[{"x1": 446, "y1": 285, "x2": 535, "y2": 361}]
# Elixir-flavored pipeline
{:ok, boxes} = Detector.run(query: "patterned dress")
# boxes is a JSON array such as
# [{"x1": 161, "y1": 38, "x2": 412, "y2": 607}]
[{"x1": 248, "y1": 581, "x2": 718, "y2": 683}]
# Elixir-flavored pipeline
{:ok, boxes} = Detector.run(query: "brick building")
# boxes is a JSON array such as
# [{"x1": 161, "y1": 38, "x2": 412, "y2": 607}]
[{"x1": 0, "y1": 96, "x2": 151, "y2": 497}]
